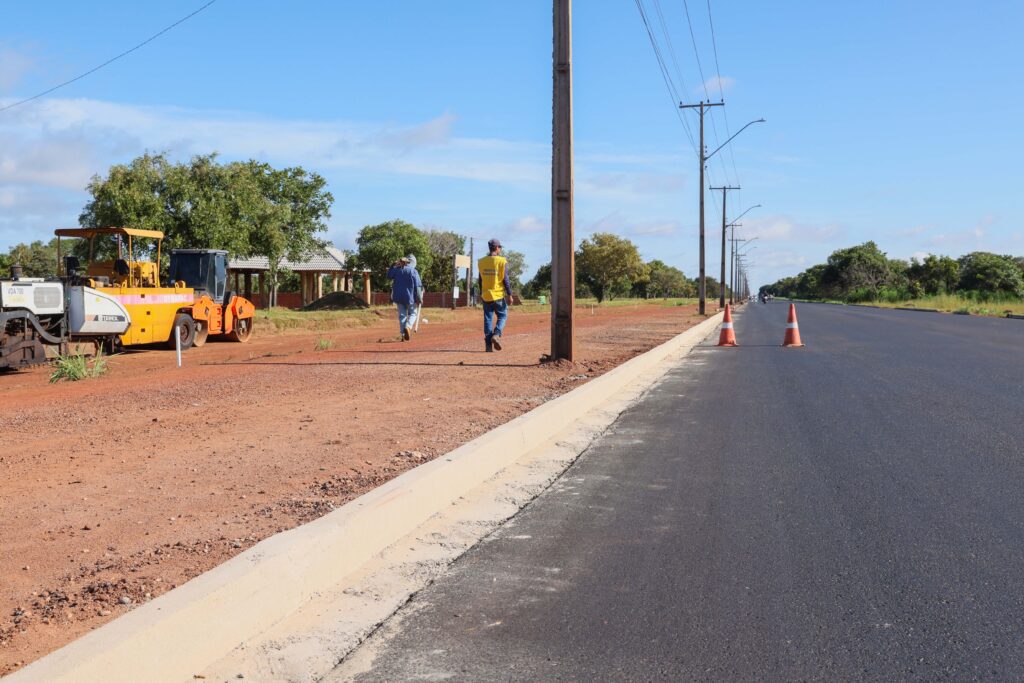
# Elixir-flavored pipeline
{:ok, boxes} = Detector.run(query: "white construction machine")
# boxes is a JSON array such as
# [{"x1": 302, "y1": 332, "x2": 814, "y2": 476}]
[{"x1": 0, "y1": 264, "x2": 130, "y2": 370}]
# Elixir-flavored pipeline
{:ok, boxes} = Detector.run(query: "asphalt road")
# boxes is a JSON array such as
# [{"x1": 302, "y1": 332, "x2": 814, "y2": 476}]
[{"x1": 337, "y1": 302, "x2": 1024, "y2": 682}]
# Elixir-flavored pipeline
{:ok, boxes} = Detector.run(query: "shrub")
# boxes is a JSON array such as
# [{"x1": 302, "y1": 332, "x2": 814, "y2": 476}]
[{"x1": 50, "y1": 351, "x2": 108, "y2": 383}]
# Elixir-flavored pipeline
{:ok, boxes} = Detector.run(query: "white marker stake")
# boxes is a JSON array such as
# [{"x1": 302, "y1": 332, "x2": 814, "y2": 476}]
[{"x1": 175, "y1": 325, "x2": 182, "y2": 368}]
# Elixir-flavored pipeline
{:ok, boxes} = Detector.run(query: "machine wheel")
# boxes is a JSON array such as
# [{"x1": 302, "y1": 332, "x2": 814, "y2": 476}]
[
  {"x1": 167, "y1": 314, "x2": 196, "y2": 350},
  {"x1": 192, "y1": 320, "x2": 209, "y2": 347},
  {"x1": 229, "y1": 316, "x2": 253, "y2": 343}
]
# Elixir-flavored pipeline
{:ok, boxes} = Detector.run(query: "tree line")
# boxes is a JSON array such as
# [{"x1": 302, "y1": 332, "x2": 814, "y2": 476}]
[
  {"x1": 1, "y1": 153, "x2": 704, "y2": 304},
  {"x1": 348, "y1": 219, "x2": 526, "y2": 293},
  {"x1": 0, "y1": 153, "x2": 522, "y2": 295},
  {"x1": 762, "y1": 241, "x2": 1024, "y2": 303},
  {"x1": 521, "y1": 232, "x2": 723, "y2": 303}
]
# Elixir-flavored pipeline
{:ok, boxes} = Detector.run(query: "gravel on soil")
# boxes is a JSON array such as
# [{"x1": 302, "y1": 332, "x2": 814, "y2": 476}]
[{"x1": 0, "y1": 302, "x2": 711, "y2": 674}]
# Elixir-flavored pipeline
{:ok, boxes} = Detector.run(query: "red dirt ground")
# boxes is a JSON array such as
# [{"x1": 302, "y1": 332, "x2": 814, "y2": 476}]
[{"x1": 0, "y1": 302, "x2": 713, "y2": 673}]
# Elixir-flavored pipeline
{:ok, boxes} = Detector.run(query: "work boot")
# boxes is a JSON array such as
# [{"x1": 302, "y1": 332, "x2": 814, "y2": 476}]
[
  {"x1": 485, "y1": 335, "x2": 493, "y2": 352},
  {"x1": 403, "y1": 328, "x2": 410, "y2": 341},
  {"x1": 491, "y1": 335, "x2": 502, "y2": 351}
]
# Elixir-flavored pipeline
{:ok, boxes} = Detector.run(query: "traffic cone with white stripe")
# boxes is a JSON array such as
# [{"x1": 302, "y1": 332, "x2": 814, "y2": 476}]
[
  {"x1": 782, "y1": 303, "x2": 804, "y2": 347},
  {"x1": 717, "y1": 304, "x2": 738, "y2": 347}
]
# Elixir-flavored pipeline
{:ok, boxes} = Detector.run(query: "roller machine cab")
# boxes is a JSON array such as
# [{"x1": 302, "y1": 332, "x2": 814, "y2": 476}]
[{"x1": 168, "y1": 249, "x2": 255, "y2": 346}]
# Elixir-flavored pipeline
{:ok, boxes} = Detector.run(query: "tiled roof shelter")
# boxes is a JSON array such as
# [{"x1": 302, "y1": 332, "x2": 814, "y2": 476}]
[{"x1": 228, "y1": 246, "x2": 371, "y2": 308}]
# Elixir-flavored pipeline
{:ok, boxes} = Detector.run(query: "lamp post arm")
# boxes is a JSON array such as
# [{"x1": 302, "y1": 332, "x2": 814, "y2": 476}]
[
  {"x1": 707, "y1": 119, "x2": 766, "y2": 161},
  {"x1": 729, "y1": 204, "x2": 761, "y2": 224}
]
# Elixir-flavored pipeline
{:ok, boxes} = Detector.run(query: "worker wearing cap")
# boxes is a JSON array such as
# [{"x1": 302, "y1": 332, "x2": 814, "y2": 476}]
[
  {"x1": 387, "y1": 254, "x2": 422, "y2": 341},
  {"x1": 477, "y1": 238, "x2": 512, "y2": 352}
]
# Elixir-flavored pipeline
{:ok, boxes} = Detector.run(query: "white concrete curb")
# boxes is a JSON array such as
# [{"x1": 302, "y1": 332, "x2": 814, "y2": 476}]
[{"x1": 7, "y1": 312, "x2": 723, "y2": 683}]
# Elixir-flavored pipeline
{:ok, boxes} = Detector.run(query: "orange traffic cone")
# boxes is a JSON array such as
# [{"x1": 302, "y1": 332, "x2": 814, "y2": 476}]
[
  {"x1": 782, "y1": 303, "x2": 804, "y2": 347},
  {"x1": 718, "y1": 304, "x2": 738, "y2": 347}
]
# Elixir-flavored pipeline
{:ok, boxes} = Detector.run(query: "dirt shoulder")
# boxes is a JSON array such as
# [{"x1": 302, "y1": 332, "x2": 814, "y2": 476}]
[{"x1": 0, "y1": 301, "x2": 709, "y2": 674}]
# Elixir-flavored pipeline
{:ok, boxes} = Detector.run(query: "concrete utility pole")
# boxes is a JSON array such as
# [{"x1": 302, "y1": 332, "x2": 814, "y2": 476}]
[
  {"x1": 728, "y1": 226, "x2": 742, "y2": 304},
  {"x1": 551, "y1": 0, "x2": 575, "y2": 361},
  {"x1": 710, "y1": 185, "x2": 739, "y2": 308},
  {"x1": 679, "y1": 101, "x2": 722, "y2": 315}
]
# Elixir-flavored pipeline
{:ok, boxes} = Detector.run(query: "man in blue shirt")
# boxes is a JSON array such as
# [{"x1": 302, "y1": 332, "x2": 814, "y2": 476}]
[{"x1": 386, "y1": 254, "x2": 422, "y2": 341}]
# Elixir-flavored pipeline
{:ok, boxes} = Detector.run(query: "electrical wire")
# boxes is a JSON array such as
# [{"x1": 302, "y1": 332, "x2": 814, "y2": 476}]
[
  {"x1": 706, "y1": 0, "x2": 741, "y2": 191},
  {"x1": 682, "y1": 0, "x2": 730, "y2": 187},
  {"x1": 0, "y1": 0, "x2": 218, "y2": 114},
  {"x1": 633, "y1": 0, "x2": 699, "y2": 157}
]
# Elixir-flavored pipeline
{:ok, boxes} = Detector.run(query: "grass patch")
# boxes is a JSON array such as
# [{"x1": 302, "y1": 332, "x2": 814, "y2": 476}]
[
  {"x1": 515, "y1": 297, "x2": 700, "y2": 313},
  {"x1": 854, "y1": 294, "x2": 1024, "y2": 317},
  {"x1": 314, "y1": 337, "x2": 334, "y2": 351},
  {"x1": 50, "y1": 351, "x2": 108, "y2": 383},
  {"x1": 255, "y1": 306, "x2": 460, "y2": 334}
]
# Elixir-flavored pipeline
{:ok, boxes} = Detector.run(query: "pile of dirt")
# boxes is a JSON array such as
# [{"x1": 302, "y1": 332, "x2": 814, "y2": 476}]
[{"x1": 301, "y1": 291, "x2": 370, "y2": 311}]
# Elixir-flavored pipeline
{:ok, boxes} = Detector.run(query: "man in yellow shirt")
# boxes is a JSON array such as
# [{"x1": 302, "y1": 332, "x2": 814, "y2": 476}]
[{"x1": 477, "y1": 238, "x2": 511, "y2": 352}]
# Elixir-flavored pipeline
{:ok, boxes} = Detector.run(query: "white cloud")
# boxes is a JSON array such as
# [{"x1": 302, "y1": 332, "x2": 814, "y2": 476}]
[
  {"x1": 925, "y1": 215, "x2": 997, "y2": 247},
  {"x1": 743, "y1": 215, "x2": 843, "y2": 243},
  {"x1": 757, "y1": 250, "x2": 808, "y2": 270},
  {"x1": 380, "y1": 111, "x2": 457, "y2": 150},
  {"x1": 505, "y1": 215, "x2": 548, "y2": 234},
  {"x1": 629, "y1": 221, "x2": 679, "y2": 236},
  {"x1": 700, "y1": 75, "x2": 735, "y2": 96},
  {"x1": 579, "y1": 171, "x2": 685, "y2": 198},
  {"x1": 898, "y1": 224, "x2": 931, "y2": 237},
  {"x1": 0, "y1": 97, "x2": 551, "y2": 191}
]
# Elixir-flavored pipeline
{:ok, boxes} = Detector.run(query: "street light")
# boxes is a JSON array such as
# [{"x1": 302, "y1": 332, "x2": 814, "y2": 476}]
[
  {"x1": 681, "y1": 107, "x2": 766, "y2": 315},
  {"x1": 728, "y1": 202, "x2": 760, "y2": 304},
  {"x1": 731, "y1": 204, "x2": 761, "y2": 224},
  {"x1": 708, "y1": 119, "x2": 766, "y2": 161},
  {"x1": 736, "y1": 252, "x2": 755, "y2": 300}
]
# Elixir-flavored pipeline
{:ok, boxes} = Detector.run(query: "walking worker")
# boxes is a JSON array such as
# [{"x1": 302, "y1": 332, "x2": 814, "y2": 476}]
[
  {"x1": 387, "y1": 254, "x2": 422, "y2": 341},
  {"x1": 477, "y1": 238, "x2": 512, "y2": 352}
]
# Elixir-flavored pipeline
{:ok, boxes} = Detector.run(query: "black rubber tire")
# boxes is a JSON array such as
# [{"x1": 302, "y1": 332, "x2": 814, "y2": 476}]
[{"x1": 167, "y1": 314, "x2": 196, "y2": 350}]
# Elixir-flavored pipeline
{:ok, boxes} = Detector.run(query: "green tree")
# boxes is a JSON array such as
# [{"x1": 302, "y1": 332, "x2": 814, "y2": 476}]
[
  {"x1": 2, "y1": 239, "x2": 61, "y2": 277},
  {"x1": 957, "y1": 252, "x2": 1024, "y2": 296},
  {"x1": 239, "y1": 160, "x2": 333, "y2": 304},
  {"x1": 821, "y1": 241, "x2": 894, "y2": 301},
  {"x1": 575, "y1": 232, "x2": 645, "y2": 303},
  {"x1": 79, "y1": 152, "x2": 333, "y2": 303},
  {"x1": 421, "y1": 229, "x2": 465, "y2": 291},
  {"x1": 522, "y1": 262, "x2": 551, "y2": 299},
  {"x1": 504, "y1": 250, "x2": 527, "y2": 293},
  {"x1": 644, "y1": 260, "x2": 691, "y2": 298},
  {"x1": 352, "y1": 220, "x2": 432, "y2": 290},
  {"x1": 907, "y1": 254, "x2": 959, "y2": 295}
]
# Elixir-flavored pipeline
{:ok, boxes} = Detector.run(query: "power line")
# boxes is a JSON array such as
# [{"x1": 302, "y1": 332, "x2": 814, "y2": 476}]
[
  {"x1": 681, "y1": 0, "x2": 730, "y2": 187},
  {"x1": 651, "y1": 0, "x2": 690, "y2": 96},
  {"x1": 705, "y1": 0, "x2": 741, "y2": 190},
  {"x1": 633, "y1": 0, "x2": 699, "y2": 156},
  {"x1": 0, "y1": 0, "x2": 218, "y2": 114}
]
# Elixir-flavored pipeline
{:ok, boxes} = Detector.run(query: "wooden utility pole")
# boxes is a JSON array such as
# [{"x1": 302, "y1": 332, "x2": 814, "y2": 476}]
[
  {"x1": 679, "y1": 101, "x2": 723, "y2": 315},
  {"x1": 710, "y1": 185, "x2": 739, "y2": 308},
  {"x1": 551, "y1": 0, "x2": 575, "y2": 360}
]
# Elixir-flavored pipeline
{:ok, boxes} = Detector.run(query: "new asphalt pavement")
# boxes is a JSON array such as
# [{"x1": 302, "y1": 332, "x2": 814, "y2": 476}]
[{"x1": 335, "y1": 302, "x2": 1024, "y2": 682}]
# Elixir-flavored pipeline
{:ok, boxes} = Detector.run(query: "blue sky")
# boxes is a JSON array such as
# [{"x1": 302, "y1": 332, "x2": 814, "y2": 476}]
[{"x1": 1, "y1": 1, "x2": 1022, "y2": 287}]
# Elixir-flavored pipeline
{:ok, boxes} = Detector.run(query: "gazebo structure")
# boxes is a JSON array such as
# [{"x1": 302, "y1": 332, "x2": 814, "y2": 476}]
[{"x1": 228, "y1": 247, "x2": 372, "y2": 308}]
